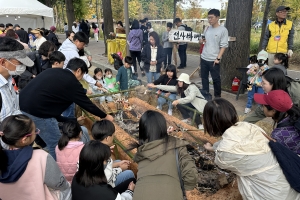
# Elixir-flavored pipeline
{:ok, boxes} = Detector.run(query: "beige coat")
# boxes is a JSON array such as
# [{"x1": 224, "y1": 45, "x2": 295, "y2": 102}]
[
  {"x1": 133, "y1": 137, "x2": 197, "y2": 200},
  {"x1": 156, "y1": 84, "x2": 207, "y2": 112}
]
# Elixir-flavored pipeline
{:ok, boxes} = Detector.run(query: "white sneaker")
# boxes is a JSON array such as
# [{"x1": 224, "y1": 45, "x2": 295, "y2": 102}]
[
  {"x1": 198, "y1": 124, "x2": 204, "y2": 130},
  {"x1": 156, "y1": 106, "x2": 161, "y2": 110},
  {"x1": 168, "y1": 109, "x2": 172, "y2": 116},
  {"x1": 244, "y1": 108, "x2": 251, "y2": 114},
  {"x1": 181, "y1": 119, "x2": 191, "y2": 124}
]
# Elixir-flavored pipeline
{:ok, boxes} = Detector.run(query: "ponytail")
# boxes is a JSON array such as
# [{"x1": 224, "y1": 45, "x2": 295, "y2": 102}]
[
  {"x1": 58, "y1": 121, "x2": 82, "y2": 150},
  {"x1": 274, "y1": 53, "x2": 289, "y2": 69}
]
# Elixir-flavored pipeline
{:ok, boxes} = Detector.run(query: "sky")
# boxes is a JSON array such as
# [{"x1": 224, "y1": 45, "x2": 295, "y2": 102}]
[{"x1": 200, "y1": 0, "x2": 224, "y2": 9}]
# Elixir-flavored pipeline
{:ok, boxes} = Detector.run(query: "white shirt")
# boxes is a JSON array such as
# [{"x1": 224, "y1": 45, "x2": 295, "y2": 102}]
[{"x1": 29, "y1": 37, "x2": 47, "y2": 50}]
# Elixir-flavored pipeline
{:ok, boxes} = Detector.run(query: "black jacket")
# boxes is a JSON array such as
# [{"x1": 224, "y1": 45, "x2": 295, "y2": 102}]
[
  {"x1": 141, "y1": 44, "x2": 164, "y2": 73},
  {"x1": 47, "y1": 32, "x2": 61, "y2": 49},
  {"x1": 19, "y1": 68, "x2": 107, "y2": 119},
  {"x1": 153, "y1": 74, "x2": 177, "y2": 94},
  {"x1": 15, "y1": 29, "x2": 29, "y2": 44}
]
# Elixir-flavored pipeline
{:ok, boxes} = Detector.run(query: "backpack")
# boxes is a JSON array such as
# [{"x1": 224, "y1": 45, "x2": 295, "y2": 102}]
[
  {"x1": 286, "y1": 76, "x2": 300, "y2": 107},
  {"x1": 111, "y1": 53, "x2": 123, "y2": 70},
  {"x1": 180, "y1": 24, "x2": 193, "y2": 32}
]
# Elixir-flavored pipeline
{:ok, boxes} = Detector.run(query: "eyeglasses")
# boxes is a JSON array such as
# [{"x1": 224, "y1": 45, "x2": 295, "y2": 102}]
[{"x1": 25, "y1": 128, "x2": 40, "y2": 137}]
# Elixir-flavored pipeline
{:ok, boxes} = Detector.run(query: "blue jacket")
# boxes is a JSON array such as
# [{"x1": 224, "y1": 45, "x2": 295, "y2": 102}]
[{"x1": 116, "y1": 66, "x2": 129, "y2": 91}]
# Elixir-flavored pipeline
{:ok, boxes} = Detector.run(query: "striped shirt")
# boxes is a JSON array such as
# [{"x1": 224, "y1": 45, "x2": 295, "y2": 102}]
[{"x1": 0, "y1": 75, "x2": 21, "y2": 122}]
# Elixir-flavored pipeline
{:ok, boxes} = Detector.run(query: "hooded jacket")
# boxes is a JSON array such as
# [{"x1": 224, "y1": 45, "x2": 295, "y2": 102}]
[
  {"x1": 128, "y1": 29, "x2": 143, "y2": 51},
  {"x1": 133, "y1": 136, "x2": 197, "y2": 200},
  {"x1": 214, "y1": 122, "x2": 300, "y2": 200}
]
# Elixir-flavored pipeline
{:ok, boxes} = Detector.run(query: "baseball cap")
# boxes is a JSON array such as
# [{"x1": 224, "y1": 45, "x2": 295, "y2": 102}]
[
  {"x1": 13, "y1": 24, "x2": 20, "y2": 29},
  {"x1": 276, "y1": 6, "x2": 290, "y2": 12},
  {"x1": 257, "y1": 50, "x2": 268, "y2": 61},
  {"x1": 254, "y1": 90, "x2": 293, "y2": 112},
  {"x1": 50, "y1": 26, "x2": 56, "y2": 32}
]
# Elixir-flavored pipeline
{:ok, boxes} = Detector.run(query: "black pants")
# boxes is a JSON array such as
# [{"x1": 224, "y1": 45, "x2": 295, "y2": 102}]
[
  {"x1": 130, "y1": 50, "x2": 142, "y2": 73},
  {"x1": 164, "y1": 47, "x2": 173, "y2": 68},
  {"x1": 200, "y1": 58, "x2": 221, "y2": 97},
  {"x1": 114, "y1": 178, "x2": 136, "y2": 194},
  {"x1": 178, "y1": 44, "x2": 187, "y2": 68},
  {"x1": 177, "y1": 103, "x2": 201, "y2": 125}
]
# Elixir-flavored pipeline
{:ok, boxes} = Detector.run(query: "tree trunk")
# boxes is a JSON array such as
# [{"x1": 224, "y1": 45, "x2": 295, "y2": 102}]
[
  {"x1": 65, "y1": 0, "x2": 75, "y2": 31},
  {"x1": 259, "y1": 0, "x2": 272, "y2": 50},
  {"x1": 221, "y1": 0, "x2": 254, "y2": 90},
  {"x1": 102, "y1": 0, "x2": 114, "y2": 55}
]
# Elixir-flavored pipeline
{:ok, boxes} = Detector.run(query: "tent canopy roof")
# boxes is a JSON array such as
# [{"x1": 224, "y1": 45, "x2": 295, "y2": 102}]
[{"x1": 0, "y1": 0, "x2": 53, "y2": 17}]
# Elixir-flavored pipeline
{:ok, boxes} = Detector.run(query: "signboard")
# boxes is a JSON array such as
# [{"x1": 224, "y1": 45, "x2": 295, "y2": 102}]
[{"x1": 169, "y1": 30, "x2": 201, "y2": 44}]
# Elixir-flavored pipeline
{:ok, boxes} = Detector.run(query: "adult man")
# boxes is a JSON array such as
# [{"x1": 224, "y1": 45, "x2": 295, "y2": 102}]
[
  {"x1": 14, "y1": 24, "x2": 29, "y2": 44},
  {"x1": 200, "y1": 9, "x2": 228, "y2": 98},
  {"x1": 0, "y1": 37, "x2": 33, "y2": 122},
  {"x1": 20, "y1": 58, "x2": 113, "y2": 160},
  {"x1": 174, "y1": 18, "x2": 187, "y2": 69},
  {"x1": 47, "y1": 26, "x2": 61, "y2": 49},
  {"x1": 261, "y1": 6, "x2": 294, "y2": 66}
]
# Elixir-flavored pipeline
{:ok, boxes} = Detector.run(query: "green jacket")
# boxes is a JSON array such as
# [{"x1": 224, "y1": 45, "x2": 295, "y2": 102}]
[{"x1": 133, "y1": 137, "x2": 197, "y2": 200}]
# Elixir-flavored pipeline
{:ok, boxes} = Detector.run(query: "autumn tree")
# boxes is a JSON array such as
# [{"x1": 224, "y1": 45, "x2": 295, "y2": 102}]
[
  {"x1": 129, "y1": 0, "x2": 143, "y2": 19},
  {"x1": 286, "y1": 0, "x2": 300, "y2": 21},
  {"x1": 148, "y1": 1, "x2": 158, "y2": 19},
  {"x1": 220, "y1": 0, "x2": 254, "y2": 89},
  {"x1": 186, "y1": 1, "x2": 201, "y2": 19},
  {"x1": 176, "y1": 5, "x2": 185, "y2": 19}
]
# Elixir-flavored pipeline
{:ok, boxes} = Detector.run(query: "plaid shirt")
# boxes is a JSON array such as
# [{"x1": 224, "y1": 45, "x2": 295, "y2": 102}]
[{"x1": 0, "y1": 75, "x2": 21, "y2": 122}]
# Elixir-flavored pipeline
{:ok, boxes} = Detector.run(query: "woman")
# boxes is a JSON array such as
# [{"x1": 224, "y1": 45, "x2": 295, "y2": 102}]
[
  {"x1": 150, "y1": 64, "x2": 177, "y2": 116},
  {"x1": 244, "y1": 68, "x2": 287, "y2": 123},
  {"x1": 72, "y1": 22, "x2": 79, "y2": 33},
  {"x1": 72, "y1": 141, "x2": 135, "y2": 200},
  {"x1": 29, "y1": 28, "x2": 47, "y2": 50},
  {"x1": 92, "y1": 23, "x2": 99, "y2": 42},
  {"x1": 148, "y1": 73, "x2": 206, "y2": 129},
  {"x1": 254, "y1": 90, "x2": 300, "y2": 155},
  {"x1": 128, "y1": 19, "x2": 144, "y2": 77},
  {"x1": 203, "y1": 98, "x2": 300, "y2": 200},
  {"x1": 141, "y1": 31, "x2": 164, "y2": 83},
  {"x1": 132, "y1": 111, "x2": 197, "y2": 200},
  {"x1": 5, "y1": 29, "x2": 29, "y2": 50},
  {"x1": 0, "y1": 114, "x2": 71, "y2": 200}
]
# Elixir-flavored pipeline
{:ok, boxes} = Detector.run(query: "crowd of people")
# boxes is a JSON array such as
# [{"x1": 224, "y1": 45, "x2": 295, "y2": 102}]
[{"x1": 0, "y1": 4, "x2": 299, "y2": 200}]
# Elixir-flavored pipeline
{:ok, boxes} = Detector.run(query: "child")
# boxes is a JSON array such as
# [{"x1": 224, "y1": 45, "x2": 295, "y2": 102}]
[
  {"x1": 104, "y1": 68, "x2": 119, "y2": 93},
  {"x1": 72, "y1": 141, "x2": 135, "y2": 200},
  {"x1": 49, "y1": 51, "x2": 66, "y2": 68},
  {"x1": 273, "y1": 53, "x2": 288, "y2": 75},
  {"x1": 246, "y1": 55, "x2": 258, "y2": 68},
  {"x1": 162, "y1": 22, "x2": 173, "y2": 69},
  {"x1": 116, "y1": 56, "x2": 141, "y2": 91},
  {"x1": 92, "y1": 23, "x2": 99, "y2": 42},
  {"x1": 0, "y1": 114, "x2": 71, "y2": 200},
  {"x1": 90, "y1": 68, "x2": 113, "y2": 103},
  {"x1": 244, "y1": 50, "x2": 269, "y2": 114},
  {"x1": 55, "y1": 121, "x2": 85, "y2": 183},
  {"x1": 91, "y1": 120, "x2": 136, "y2": 194}
]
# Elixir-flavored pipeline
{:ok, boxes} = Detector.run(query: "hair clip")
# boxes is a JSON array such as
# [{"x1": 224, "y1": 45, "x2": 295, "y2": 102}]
[{"x1": 0, "y1": 131, "x2": 4, "y2": 136}]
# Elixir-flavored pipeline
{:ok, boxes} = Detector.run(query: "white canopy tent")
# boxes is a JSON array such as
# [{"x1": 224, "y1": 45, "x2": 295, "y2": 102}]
[{"x1": 0, "y1": 0, "x2": 54, "y2": 31}]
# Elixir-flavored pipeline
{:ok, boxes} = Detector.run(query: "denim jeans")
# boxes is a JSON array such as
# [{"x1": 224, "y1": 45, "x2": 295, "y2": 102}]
[
  {"x1": 246, "y1": 85, "x2": 264, "y2": 108},
  {"x1": 80, "y1": 126, "x2": 90, "y2": 144},
  {"x1": 164, "y1": 47, "x2": 173, "y2": 68},
  {"x1": 146, "y1": 71, "x2": 160, "y2": 83},
  {"x1": 97, "y1": 96, "x2": 113, "y2": 103},
  {"x1": 176, "y1": 103, "x2": 201, "y2": 125},
  {"x1": 200, "y1": 58, "x2": 221, "y2": 97},
  {"x1": 157, "y1": 92, "x2": 176, "y2": 110},
  {"x1": 22, "y1": 111, "x2": 61, "y2": 160},
  {"x1": 178, "y1": 44, "x2": 187, "y2": 67},
  {"x1": 113, "y1": 160, "x2": 135, "y2": 186},
  {"x1": 62, "y1": 103, "x2": 75, "y2": 118}
]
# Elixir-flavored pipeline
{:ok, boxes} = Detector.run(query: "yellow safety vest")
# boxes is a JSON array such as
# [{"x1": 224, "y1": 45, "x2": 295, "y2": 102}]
[{"x1": 266, "y1": 20, "x2": 293, "y2": 53}]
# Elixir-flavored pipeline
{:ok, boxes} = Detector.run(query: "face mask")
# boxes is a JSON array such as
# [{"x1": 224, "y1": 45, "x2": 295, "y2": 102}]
[
  {"x1": 4, "y1": 60, "x2": 26, "y2": 75},
  {"x1": 107, "y1": 75, "x2": 112, "y2": 78}
]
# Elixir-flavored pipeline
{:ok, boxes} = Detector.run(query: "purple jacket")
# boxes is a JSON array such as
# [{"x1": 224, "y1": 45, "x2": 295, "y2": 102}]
[
  {"x1": 272, "y1": 117, "x2": 300, "y2": 155},
  {"x1": 128, "y1": 29, "x2": 143, "y2": 51}
]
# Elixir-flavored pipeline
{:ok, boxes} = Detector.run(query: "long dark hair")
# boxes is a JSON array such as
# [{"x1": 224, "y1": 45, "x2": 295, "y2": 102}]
[
  {"x1": 0, "y1": 115, "x2": 34, "y2": 174},
  {"x1": 75, "y1": 141, "x2": 110, "y2": 187},
  {"x1": 131, "y1": 19, "x2": 139, "y2": 30},
  {"x1": 165, "y1": 64, "x2": 177, "y2": 79},
  {"x1": 203, "y1": 98, "x2": 239, "y2": 137},
  {"x1": 177, "y1": 82, "x2": 194, "y2": 95},
  {"x1": 262, "y1": 68, "x2": 287, "y2": 91},
  {"x1": 149, "y1": 31, "x2": 160, "y2": 47},
  {"x1": 58, "y1": 121, "x2": 82, "y2": 150},
  {"x1": 274, "y1": 53, "x2": 289, "y2": 69}
]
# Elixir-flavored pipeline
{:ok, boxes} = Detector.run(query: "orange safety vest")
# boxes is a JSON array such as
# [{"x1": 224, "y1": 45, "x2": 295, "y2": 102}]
[{"x1": 266, "y1": 20, "x2": 293, "y2": 54}]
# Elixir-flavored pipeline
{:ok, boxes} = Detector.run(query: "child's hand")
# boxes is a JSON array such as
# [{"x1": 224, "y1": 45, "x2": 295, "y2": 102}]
[
  {"x1": 119, "y1": 160, "x2": 130, "y2": 171},
  {"x1": 117, "y1": 81, "x2": 120, "y2": 84},
  {"x1": 77, "y1": 116, "x2": 86, "y2": 121},
  {"x1": 147, "y1": 83, "x2": 156, "y2": 88},
  {"x1": 128, "y1": 181, "x2": 135, "y2": 191},
  {"x1": 203, "y1": 142, "x2": 214, "y2": 151},
  {"x1": 86, "y1": 89, "x2": 93, "y2": 95}
]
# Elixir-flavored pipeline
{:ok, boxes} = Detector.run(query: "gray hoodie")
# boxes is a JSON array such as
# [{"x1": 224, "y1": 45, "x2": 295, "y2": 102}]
[{"x1": 162, "y1": 31, "x2": 173, "y2": 48}]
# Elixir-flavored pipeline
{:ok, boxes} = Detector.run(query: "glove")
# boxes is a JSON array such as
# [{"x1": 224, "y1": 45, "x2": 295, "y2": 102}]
[{"x1": 288, "y1": 50, "x2": 293, "y2": 57}]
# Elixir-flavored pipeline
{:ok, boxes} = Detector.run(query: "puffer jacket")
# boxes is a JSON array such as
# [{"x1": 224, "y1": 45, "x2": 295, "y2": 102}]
[
  {"x1": 55, "y1": 141, "x2": 84, "y2": 182},
  {"x1": 133, "y1": 136, "x2": 197, "y2": 200}
]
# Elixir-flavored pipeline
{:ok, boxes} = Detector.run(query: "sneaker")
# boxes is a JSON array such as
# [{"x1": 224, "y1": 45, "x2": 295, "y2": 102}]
[
  {"x1": 156, "y1": 105, "x2": 162, "y2": 110},
  {"x1": 168, "y1": 109, "x2": 172, "y2": 116},
  {"x1": 198, "y1": 124, "x2": 204, "y2": 130},
  {"x1": 181, "y1": 119, "x2": 191, "y2": 124},
  {"x1": 244, "y1": 108, "x2": 251, "y2": 114},
  {"x1": 177, "y1": 66, "x2": 186, "y2": 69}
]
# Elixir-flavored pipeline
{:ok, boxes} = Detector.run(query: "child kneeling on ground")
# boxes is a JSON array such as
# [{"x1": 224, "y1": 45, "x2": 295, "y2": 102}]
[
  {"x1": 116, "y1": 56, "x2": 141, "y2": 91},
  {"x1": 92, "y1": 120, "x2": 136, "y2": 193},
  {"x1": 90, "y1": 68, "x2": 113, "y2": 103}
]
